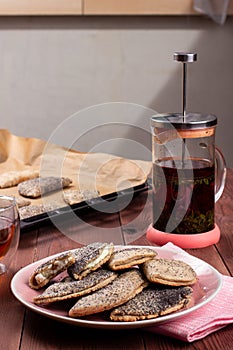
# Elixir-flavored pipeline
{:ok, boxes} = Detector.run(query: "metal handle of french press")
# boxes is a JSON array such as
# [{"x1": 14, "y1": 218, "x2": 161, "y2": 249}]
[{"x1": 173, "y1": 52, "x2": 197, "y2": 122}]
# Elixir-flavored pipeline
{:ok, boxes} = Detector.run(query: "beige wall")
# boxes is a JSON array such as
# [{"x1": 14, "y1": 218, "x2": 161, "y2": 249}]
[{"x1": 0, "y1": 15, "x2": 232, "y2": 165}]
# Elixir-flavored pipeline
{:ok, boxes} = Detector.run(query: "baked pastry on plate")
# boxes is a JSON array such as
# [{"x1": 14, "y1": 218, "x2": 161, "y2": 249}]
[{"x1": 142, "y1": 258, "x2": 197, "y2": 286}]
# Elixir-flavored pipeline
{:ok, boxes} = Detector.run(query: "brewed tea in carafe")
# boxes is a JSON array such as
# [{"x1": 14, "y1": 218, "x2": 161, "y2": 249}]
[
  {"x1": 151, "y1": 113, "x2": 222, "y2": 234},
  {"x1": 147, "y1": 53, "x2": 226, "y2": 248}
]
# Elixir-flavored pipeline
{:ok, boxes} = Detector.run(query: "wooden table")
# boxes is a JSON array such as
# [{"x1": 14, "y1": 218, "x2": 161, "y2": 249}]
[{"x1": 1, "y1": 169, "x2": 233, "y2": 350}]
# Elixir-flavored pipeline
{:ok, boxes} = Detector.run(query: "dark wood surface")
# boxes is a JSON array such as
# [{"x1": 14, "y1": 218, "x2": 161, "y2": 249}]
[{"x1": 1, "y1": 169, "x2": 233, "y2": 350}]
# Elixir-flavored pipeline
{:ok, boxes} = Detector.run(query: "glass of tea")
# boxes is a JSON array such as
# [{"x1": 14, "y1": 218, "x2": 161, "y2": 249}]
[
  {"x1": 151, "y1": 113, "x2": 226, "y2": 235},
  {"x1": 0, "y1": 196, "x2": 20, "y2": 275}
]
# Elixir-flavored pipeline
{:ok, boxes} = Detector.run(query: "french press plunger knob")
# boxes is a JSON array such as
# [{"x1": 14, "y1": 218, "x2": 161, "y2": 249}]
[{"x1": 173, "y1": 52, "x2": 197, "y2": 120}]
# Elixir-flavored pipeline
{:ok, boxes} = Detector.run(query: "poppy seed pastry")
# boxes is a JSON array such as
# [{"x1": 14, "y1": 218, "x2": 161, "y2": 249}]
[
  {"x1": 18, "y1": 176, "x2": 72, "y2": 198},
  {"x1": 67, "y1": 242, "x2": 114, "y2": 280},
  {"x1": 69, "y1": 269, "x2": 149, "y2": 317},
  {"x1": 14, "y1": 197, "x2": 31, "y2": 208},
  {"x1": 18, "y1": 204, "x2": 60, "y2": 219},
  {"x1": 29, "y1": 251, "x2": 76, "y2": 290},
  {"x1": 63, "y1": 189, "x2": 100, "y2": 205},
  {"x1": 33, "y1": 268, "x2": 118, "y2": 305},
  {"x1": 110, "y1": 285, "x2": 193, "y2": 321},
  {"x1": 107, "y1": 247, "x2": 157, "y2": 270},
  {"x1": 142, "y1": 258, "x2": 197, "y2": 286}
]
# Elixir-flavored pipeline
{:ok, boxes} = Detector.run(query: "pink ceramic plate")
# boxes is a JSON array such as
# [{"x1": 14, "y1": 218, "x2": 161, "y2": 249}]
[{"x1": 10, "y1": 246, "x2": 222, "y2": 330}]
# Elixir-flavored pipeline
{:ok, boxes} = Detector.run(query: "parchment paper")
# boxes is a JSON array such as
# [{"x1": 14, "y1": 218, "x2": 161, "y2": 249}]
[{"x1": 0, "y1": 129, "x2": 152, "y2": 214}]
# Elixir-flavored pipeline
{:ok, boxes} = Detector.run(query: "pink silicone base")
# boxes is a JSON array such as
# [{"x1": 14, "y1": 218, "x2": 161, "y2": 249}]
[{"x1": 146, "y1": 224, "x2": 220, "y2": 249}]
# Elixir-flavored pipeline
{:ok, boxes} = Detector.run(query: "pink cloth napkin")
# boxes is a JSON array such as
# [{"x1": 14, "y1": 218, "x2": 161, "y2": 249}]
[{"x1": 146, "y1": 243, "x2": 233, "y2": 342}]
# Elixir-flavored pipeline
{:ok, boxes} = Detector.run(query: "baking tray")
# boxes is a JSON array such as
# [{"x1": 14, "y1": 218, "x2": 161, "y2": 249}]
[{"x1": 20, "y1": 178, "x2": 152, "y2": 231}]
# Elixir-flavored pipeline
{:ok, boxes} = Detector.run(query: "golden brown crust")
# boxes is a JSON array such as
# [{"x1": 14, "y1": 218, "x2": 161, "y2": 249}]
[
  {"x1": 142, "y1": 258, "x2": 197, "y2": 286},
  {"x1": 108, "y1": 247, "x2": 157, "y2": 270}
]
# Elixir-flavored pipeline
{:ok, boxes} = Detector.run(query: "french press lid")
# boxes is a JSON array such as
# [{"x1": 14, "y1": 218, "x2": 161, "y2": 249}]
[{"x1": 151, "y1": 113, "x2": 217, "y2": 130}]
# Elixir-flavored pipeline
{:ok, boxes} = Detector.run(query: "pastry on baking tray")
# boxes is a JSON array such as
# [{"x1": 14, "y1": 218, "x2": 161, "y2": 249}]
[
  {"x1": 13, "y1": 197, "x2": 31, "y2": 208},
  {"x1": 18, "y1": 176, "x2": 72, "y2": 198},
  {"x1": 110, "y1": 285, "x2": 193, "y2": 321},
  {"x1": 0, "y1": 169, "x2": 39, "y2": 188},
  {"x1": 29, "y1": 251, "x2": 76, "y2": 290},
  {"x1": 33, "y1": 268, "x2": 118, "y2": 305},
  {"x1": 69, "y1": 269, "x2": 148, "y2": 317},
  {"x1": 18, "y1": 204, "x2": 60, "y2": 219},
  {"x1": 142, "y1": 258, "x2": 197, "y2": 286},
  {"x1": 63, "y1": 189, "x2": 100, "y2": 205},
  {"x1": 108, "y1": 247, "x2": 157, "y2": 270},
  {"x1": 67, "y1": 242, "x2": 114, "y2": 280}
]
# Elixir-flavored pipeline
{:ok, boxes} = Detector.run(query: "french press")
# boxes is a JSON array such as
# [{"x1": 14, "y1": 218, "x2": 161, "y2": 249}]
[{"x1": 147, "y1": 53, "x2": 226, "y2": 248}]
